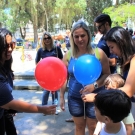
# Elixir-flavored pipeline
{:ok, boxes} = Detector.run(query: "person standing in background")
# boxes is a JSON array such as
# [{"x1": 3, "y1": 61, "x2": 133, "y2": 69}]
[
  {"x1": 35, "y1": 32, "x2": 63, "y2": 115},
  {"x1": 94, "y1": 14, "x2": 117, "y2": 74},
  {"x1": 64, "y1": 35, "x2": 70, "y2": 50},
  {"x1": 93, "y1": 31, "x2": 103, "y2": 45}
]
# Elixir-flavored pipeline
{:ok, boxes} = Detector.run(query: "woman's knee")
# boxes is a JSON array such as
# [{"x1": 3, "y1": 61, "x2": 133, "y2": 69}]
[
  {"x1": 74, "y1": 117, "x2": 86, "y2": 130},
  {"x1": 87, "y1": 118, "x2": 97, "y2": 134}
]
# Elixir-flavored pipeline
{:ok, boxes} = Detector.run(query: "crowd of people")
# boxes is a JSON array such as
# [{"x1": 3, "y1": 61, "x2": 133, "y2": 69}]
[
  {"x1": 81, "y1": 14, "x2": 135, "y2": 135},
  {"x1": 60, "y1": 14, "x2": 135, "y2": 135},
  {"x1": 54, "y1": 34, "x2": 71, "y2": 54},
  {"x1": 0, "y1": 13, "x2": 135, "y2": 135}
]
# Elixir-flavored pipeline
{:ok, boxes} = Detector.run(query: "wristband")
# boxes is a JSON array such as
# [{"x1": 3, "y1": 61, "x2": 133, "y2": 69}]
[{"x1": 93, "y1": 82, "x2": 98, "y2": 89}]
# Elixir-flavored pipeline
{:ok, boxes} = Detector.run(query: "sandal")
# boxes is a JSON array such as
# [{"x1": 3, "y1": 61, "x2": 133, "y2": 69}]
[{"x1": 65, "y1": 118, "x2": 74, "y2": 122}]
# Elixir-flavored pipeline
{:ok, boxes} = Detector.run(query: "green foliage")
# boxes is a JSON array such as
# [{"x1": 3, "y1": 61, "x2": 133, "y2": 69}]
[
  {"x1": 3, "y1": 0, "x2": 135, "y2": 43},
  {"x1": 103, "y1": 3, "x2": 135, "y2": 27},
  {"x1": 0, "y1": 0, "x2": 31, "y2": 34},
  {"x1": 86, "y1": 0, "x2": 112, "y2": 32},
  {"x1": 54, "y1": 0, "x2": 86, "y2": 30}
]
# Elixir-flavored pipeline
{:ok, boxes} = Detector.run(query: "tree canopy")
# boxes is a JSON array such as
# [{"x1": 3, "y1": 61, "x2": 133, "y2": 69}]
[
  {"x1": 0, "y1": 0, "x2": 134, "y2": 44},
  {"x1": 103, "y1": 3, "x2": 135, "y2": 27}
]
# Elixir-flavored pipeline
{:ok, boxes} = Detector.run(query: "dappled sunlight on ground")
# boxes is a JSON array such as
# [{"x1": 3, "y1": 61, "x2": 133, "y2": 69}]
[{"x1": 12, "y1": 90, "x2": 75, "y2": 135}]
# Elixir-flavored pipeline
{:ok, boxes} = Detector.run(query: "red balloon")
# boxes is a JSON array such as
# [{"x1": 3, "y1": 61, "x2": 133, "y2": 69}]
[{"x1": 35, "y1": 57, "x2": 67, "y2": 91}]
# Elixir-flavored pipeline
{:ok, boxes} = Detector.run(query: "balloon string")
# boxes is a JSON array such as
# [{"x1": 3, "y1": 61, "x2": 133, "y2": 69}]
[
  {"x1": 84, "y1": 102, "x2": 86, "y2": 119},
  {"x1": 51, "y1": 91, "x2": 56, "y2": 123},
  {"x1": 82, "y1": 85, "x2": 86, "y2": 119}
]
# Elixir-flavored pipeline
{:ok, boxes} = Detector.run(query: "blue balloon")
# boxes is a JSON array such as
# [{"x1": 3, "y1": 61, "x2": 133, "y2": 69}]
[{"x1": 73, "y1": 54, "x2": 102, "y2": 85}]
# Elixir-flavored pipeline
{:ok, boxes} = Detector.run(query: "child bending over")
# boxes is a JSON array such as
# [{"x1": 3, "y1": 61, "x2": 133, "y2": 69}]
[{"x1": 105, "y1": 74, "x2": 134, "y2": 135}]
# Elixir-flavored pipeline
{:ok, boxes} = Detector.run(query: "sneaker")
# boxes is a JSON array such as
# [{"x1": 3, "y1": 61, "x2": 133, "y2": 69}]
[
  {"x1": 55, "y1": 109, "x2": 59, "y2": 115},
  {"x1": 54, "y1": 99, "x2": 58, "y2": 106}
]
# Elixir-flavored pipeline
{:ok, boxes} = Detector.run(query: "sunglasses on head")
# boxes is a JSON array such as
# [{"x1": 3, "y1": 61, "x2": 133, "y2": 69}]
[
  {"x1": 44, "y1": 37, "x2": 51, "y2": 40},
  {"x1": 5, "y1": 42, "x2": 15, "y2": 50}
]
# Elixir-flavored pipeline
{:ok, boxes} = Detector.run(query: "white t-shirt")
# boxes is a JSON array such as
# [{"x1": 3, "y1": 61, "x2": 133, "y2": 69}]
[
  {"x1": 93, "y1": 32, "x2": 103, "y2": 44},
  {"x1": 100, "y1": 122, "x2": 126, "y2": 135}
]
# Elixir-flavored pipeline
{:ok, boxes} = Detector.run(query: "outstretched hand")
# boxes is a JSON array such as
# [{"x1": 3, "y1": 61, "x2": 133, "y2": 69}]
[{"x1": 42, "y1": 105, "x2": 57, "y2": 115}]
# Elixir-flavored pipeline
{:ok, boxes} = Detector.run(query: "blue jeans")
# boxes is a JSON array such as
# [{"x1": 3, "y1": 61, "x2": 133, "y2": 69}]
[
  {"x1": 68, "y1": 95, "x2": 96, "y2": 118},
  {"x1": 42, "y1": 90, "x2": 58, "y2": 105}
]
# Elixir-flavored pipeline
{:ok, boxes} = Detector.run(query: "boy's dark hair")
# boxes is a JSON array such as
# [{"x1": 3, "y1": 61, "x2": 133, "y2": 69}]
[
  {"x1": 94, "y1": 14, "x2": 112, "y2": 27},
  {"x1": 94, "y1": 89, "x2": 131, "y2": 123}
]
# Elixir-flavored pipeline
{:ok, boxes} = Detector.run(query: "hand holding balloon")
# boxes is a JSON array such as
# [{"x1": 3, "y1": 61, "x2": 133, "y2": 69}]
[
  {"x1": 80, "y1": 84, "x2": 95, "y2": 95},
  {"x1": 81, "y1": 93, "x2": 97, "y2": 103}
]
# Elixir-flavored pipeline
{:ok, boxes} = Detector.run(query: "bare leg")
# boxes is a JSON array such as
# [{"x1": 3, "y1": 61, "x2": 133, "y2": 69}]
[
  {"x1": 86, "y1": 117, "x2": 97, "y2": 135},
  {"x1": 73, "y1": 116, "x2": 86, "y2": 135},
  {"x1": 125, "y1": 124, "x2": 133, "y2": 135}
]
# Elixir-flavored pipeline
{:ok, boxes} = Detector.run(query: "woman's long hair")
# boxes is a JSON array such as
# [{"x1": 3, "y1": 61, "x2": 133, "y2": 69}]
[
  {"x1": 41, "y1": 32, "x2": 54, "y2": 50},
  {"x1": 70, "y1": 21, "x2": 94, "y2": 58},
  {"x1": 0, "y1": 28, "x2": 13, "y2": 76},
  {"x1": 105, "y1": 26, "x2": 135, "y2": 72}
]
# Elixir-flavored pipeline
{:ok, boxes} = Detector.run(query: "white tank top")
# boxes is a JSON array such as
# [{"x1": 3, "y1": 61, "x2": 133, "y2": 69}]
[{"x1": 100, "y1": 121, "x2": 126, "y2": 135}]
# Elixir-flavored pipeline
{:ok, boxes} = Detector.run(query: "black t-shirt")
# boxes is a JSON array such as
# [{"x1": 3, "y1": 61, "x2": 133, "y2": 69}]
[
  {"x1": 0, "y1": 73, "x2": 13, "y2": 118},
  {"x1": 35, "y1": 46, "x2": 63, "y2": 63},
  {"x1": 97, "y1": 36, "x2": 117, "y2": 73}
]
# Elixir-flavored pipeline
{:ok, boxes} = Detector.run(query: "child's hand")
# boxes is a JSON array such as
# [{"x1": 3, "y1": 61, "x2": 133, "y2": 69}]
[
  {"x1": 80, "y1": 84, "x2": 95, "y2": 94},
  {"x1": 81, "y1": 93, "x2": 96, "y2": 102}
]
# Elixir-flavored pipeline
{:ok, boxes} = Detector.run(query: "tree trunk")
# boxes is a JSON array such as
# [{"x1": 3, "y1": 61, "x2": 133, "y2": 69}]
[
  {"x1": 33, "y1": 21, "x2": 38, "y2": 48},
  {"x1": 115, "y1": 0, "x2": 119, "y2": 5},
  {"x1": 44, "y1": 8, "x2": 48, "y2": 32},
  {"x1": 31, "y1": 0, "x2": 38, "y2": 48},
  {"x1": 19, "y1": 27, "x2": 26, "y2": 39},
  {"x1": 0, "y1": 22, "x2": 2, "y2": 28}
]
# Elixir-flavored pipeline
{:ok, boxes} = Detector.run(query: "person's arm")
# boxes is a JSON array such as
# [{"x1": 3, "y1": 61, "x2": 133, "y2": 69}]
[
  {"x1": 109, "y1": 54, "x2": 117, "y2": 66},
  {"x1": 35, "y1": 48, "x2": 41, "y2": 65},
  {"x1": 119, "y1": 56, "x2": 135, "y2": 97},
  {"x1": 57, "y1": 46, "x2": 63, "y2": 59},
  {"x1": 93, "y1": 121, "x2": 102, "y2": 135},
  {"x1": 60, "y1": 51, "x2": 69, "y2": 111},
  {"x1": 96, "y1": 48, "x2": 110, "y2": 86},
  {"x1": 109, "y1": 58, "x2": 117, "y2": 66},
  {"x1": 81, "y1": 48, "x2": 110, "y2": 94},
  {"x1": 1, "y1": 99, "x2": 56, "y2": 115}
]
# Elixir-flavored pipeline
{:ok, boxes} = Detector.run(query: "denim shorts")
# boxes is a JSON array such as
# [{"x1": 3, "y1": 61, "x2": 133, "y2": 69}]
[{"x1": 68, "y1": 95, "x2": 96, "y2": 118}]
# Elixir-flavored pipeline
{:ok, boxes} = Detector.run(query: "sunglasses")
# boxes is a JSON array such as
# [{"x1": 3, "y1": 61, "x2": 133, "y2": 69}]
[
  {"x1": 44, "y1": 37, "x2": 51, "y2": 40},
  {"x1": 5, "y1": 42, "x2": 15, "y2": 50},
  {"x1": 74, "y1": 34, "x2": 86, "y2": 39},
  {"x1": 96, "y1": 23, "x2": 105, "y2": 30}
]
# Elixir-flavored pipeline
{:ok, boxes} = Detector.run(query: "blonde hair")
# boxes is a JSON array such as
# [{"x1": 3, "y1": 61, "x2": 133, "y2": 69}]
[
  {"x1": 41, "y1": 32, "x2": 54, "y2": 50},
  {"x1": 104, "y1": 73, "x2": 125, "y2": 88},
  {"x1": 70, "y1": 21, "x2": 94, "y2": 58}
]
